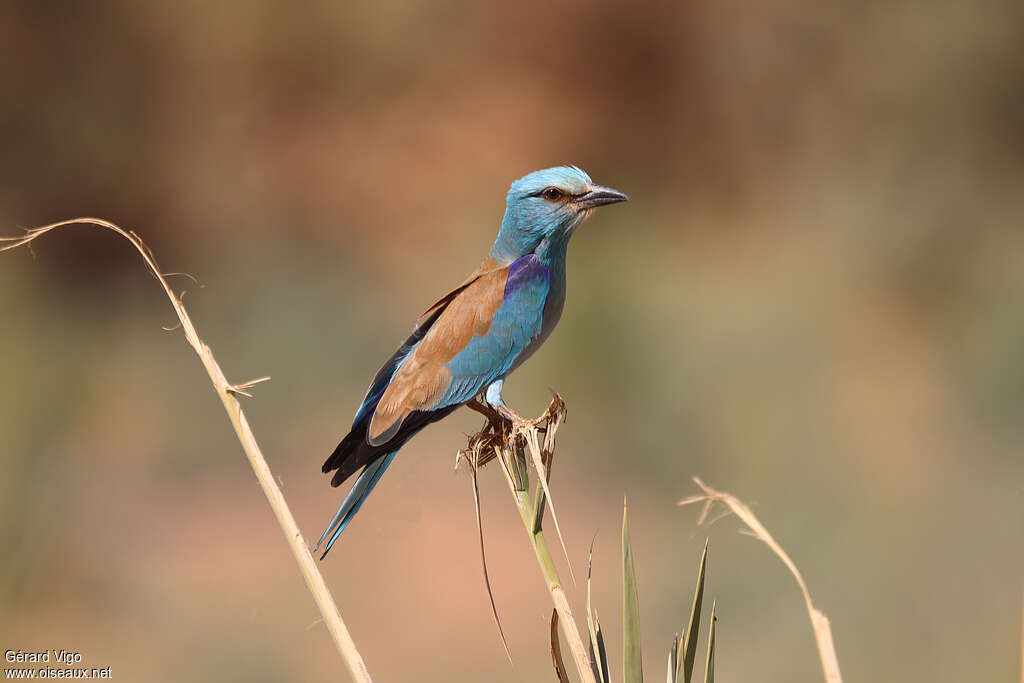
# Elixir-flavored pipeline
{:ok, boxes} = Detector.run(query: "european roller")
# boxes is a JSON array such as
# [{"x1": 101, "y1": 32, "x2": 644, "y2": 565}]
[{"x1": 316, "y1": 166, "x2": 628, "y2": 558}]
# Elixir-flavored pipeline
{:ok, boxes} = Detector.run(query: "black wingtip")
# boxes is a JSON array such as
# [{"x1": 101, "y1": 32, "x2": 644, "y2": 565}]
[{"x1": 323, "y1": 427, "x2": 366, "y2": 479}]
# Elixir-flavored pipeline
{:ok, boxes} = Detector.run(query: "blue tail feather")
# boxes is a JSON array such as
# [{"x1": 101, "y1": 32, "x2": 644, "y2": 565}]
[{"x1": 315, "y1": 451, "x2": 398, "y2": 559}]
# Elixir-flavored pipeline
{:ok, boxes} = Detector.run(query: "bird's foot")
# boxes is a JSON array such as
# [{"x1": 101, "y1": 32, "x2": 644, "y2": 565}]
[
  {"x1": 466, "y1": 397, "x2": 545, "y2": 440},
  {"x1": 494, "y1": 403, "x2": 542, "y2": 432}
]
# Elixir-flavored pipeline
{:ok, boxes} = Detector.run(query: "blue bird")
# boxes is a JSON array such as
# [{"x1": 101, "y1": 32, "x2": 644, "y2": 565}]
[{"x1": 316, "y1": 166, "x2": 628, "y2": 558}]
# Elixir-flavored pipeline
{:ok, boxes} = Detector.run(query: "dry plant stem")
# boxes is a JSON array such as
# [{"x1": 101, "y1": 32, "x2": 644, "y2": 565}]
[
  {"x1": 1, "y1": 219, "x2": 372, "y2": 683},
  {"x1": 522, "y1": 426, "x2": 576, "y2": 585},
  {"x1": 680, "y1": 476, "x2": 842, "y2": 683},
  {"x1": 483, "y1": 399, "x2": 597, "y2": 683},
  {"x1": 501, "y1": 453, "x2": 595, "y2": 683}
]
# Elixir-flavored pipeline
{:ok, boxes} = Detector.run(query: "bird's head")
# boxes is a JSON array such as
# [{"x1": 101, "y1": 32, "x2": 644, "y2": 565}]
[{"x1": 491, "y1": 166, "x2": 628, "y2": 262}]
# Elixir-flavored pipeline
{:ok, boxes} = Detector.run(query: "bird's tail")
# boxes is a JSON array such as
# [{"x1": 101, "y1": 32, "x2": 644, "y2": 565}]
[{"x1": 314, "y1": 451, "x2": 398, "y2": 559}]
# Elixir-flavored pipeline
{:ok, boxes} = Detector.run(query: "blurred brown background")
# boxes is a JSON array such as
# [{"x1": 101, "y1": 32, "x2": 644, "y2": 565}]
[{"x1": 2, "y1": 1, "x2": 1023, "y2": 681}]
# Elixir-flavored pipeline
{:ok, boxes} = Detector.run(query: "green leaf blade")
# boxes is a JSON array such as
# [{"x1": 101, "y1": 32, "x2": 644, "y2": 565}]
[
  {"x1": 680, "y1": 542, "x2": 708, "y2": 683},
  {"x1": 703, "y1": 603, "x2": 716, "y2": 683},
  {"x1": 623, "y1": 500, "x2": 644, "y2": 683}
]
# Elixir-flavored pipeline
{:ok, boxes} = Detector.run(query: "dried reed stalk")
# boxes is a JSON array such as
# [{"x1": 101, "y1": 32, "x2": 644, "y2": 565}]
[
  {"x1": 679, "y1": 477, "x2": 843, "y2": 683},
  {"x1": 1, "y1": 218, "x2": 373, "y2": 683},
  {"x1": 459, "y1": 396, "x2": 598, "y2": 683}
]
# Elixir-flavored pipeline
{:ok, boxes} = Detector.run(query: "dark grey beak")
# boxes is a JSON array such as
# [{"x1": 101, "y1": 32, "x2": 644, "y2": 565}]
[{"x1": 576, "y1": 185, "x2": 630, "y2": 209}]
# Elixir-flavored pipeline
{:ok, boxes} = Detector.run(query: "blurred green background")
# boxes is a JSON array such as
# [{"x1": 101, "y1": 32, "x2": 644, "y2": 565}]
[{"x1": 2, "y1": 1, "x2": 1023, "y2": 681}]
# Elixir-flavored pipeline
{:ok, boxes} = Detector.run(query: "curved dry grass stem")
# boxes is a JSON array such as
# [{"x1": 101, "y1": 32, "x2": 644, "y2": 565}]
[
  {"x1": 2, "y1": 218, "x2": 372, "y2": 683},
  {"x1": 679, "y1": 476, "x2": 843, "y2": 683},
  {"x1": 456, "y1": 448, "x2": 513, "y2": 664}
]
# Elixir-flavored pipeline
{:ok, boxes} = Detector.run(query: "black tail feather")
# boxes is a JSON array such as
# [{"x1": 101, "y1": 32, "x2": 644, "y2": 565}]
[{"x1": 323, "y1": 404, "x2": 462, "y2": 488}]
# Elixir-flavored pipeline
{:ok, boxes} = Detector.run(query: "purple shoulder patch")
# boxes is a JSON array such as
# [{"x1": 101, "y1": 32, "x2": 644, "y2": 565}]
[{"x1": 504, "y1": 254, "x2": 550, "y2": 299}]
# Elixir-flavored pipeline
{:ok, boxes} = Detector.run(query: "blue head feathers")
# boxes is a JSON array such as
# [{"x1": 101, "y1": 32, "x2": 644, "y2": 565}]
[{"x1": 491, "y1": 166, "x2": 629, "y2": 263}]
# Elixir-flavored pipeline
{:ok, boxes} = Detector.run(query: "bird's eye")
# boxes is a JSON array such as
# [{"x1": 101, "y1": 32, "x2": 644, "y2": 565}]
[{"x1": 541, "y1": 187, "x2": 563, "y2": 201}]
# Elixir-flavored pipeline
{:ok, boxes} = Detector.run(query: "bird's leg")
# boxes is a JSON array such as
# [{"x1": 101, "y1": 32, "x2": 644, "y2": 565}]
[
  {"x1": 465, "y1": 399, "x2": 495, "y2": 419},
  {"x1": 466, "y1": 397, "x2": 502, "y2": 429}
]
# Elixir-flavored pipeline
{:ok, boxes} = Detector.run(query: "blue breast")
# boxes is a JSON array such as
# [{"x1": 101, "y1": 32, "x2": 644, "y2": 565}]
[{"x1": 441, "y1": 254, "x2": 551, "y2": 402}]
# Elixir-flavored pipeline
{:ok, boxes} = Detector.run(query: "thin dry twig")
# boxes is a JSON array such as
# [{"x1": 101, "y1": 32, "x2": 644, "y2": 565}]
[
  {"x1": 680, "y1": 476, "x2": 843, "y2": 683},
  {"x1": 227, "y1": 375, "x2": 272, "y2": 399},
  {"x1": 457, "y1": 448, "x2": 513, "y2": 664},
  {"x1": 162, "y1": 271, "x2": 203, "y2": 287},
  {"x1": 2, "y1": 218, "x2": 372, "y2": 683}
]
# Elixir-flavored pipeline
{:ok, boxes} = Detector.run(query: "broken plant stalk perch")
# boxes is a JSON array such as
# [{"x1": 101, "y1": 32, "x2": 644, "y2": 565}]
[{"x1": 460, "y1": 396, "x2": 598, "y2": 683}]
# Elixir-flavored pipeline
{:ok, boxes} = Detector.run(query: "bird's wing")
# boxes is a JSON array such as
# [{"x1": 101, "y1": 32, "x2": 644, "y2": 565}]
[
  {"x1": 366, "y1": 254, "x2": 550, "y2": 445},
  {"x1": 345, "y1": 257, "x2": 505, "y2": 428},
  {"x1": 417, "y1": 256, "x2": 504, "y2": 321}
]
